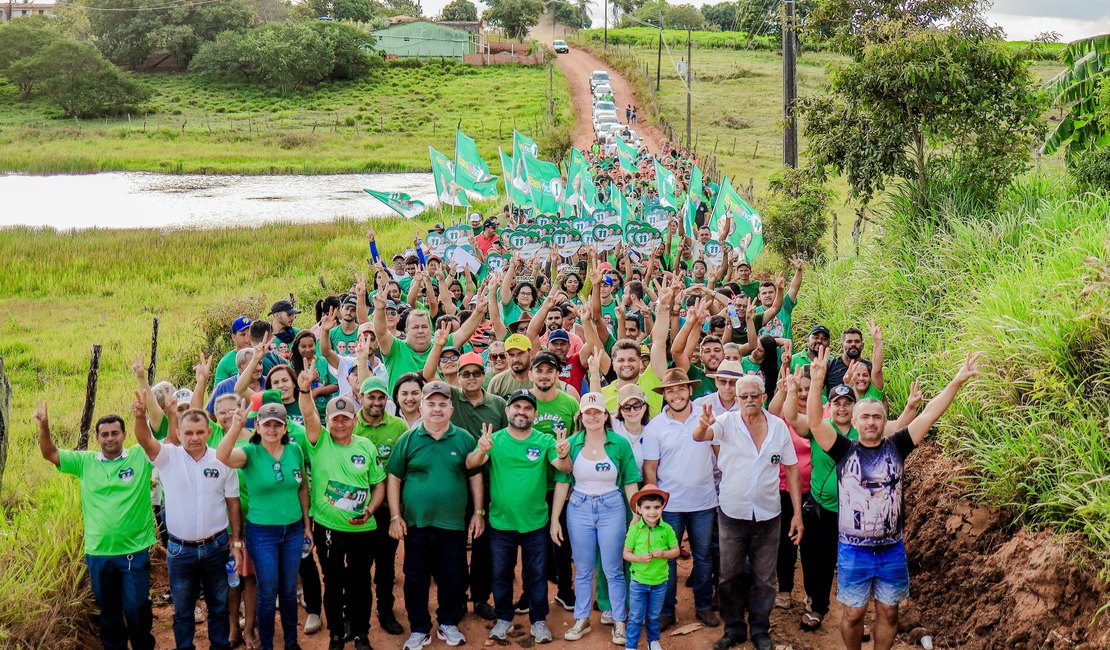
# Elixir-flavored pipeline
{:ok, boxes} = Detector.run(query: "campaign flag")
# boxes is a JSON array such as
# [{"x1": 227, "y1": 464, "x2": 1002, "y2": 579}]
[
  {"x1": 429, "y1": 145, "x2": 470, "y2": 207},
  {"x1": 689, "y1": 164, "x2": 704, "y2": 206},
  {"x1": 615, "y1": 137, "x2": 639, "y2": 173},
  {"x1": 363, "y1": 189, "x2": 426, "y2": 219},
  {"x1": 682, "y1": 191, "x2": 698, "y2": 235},
  {"x1": 499, "y1": 146, "x2": 532, "y2": 207},
  {"x1": 524, "y1": 155, "x2": 564, "y2": 215},
  {"x1": 566, "y1": 148, "x2": 597, "y2": 213},
  {"x1": 708, "y1": 176, "x2": 764, "y2": 264},
  {"x1": 653, "y1": 157, "x2": 679, "y2": 209},
  {"x1": 454, "y1": 129, "x2": 498, "y2": 198},
  {"x1": 617, "y1": 191, "x2": 636, "y2": 230},
  {"x1": 512, "y1": 130, "x2": 539, "y2": 180}
]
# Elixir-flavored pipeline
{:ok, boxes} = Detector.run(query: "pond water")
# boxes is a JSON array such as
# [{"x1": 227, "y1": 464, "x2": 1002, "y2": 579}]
[{"x1": 0, "y1": 172, "x2": 438, "y2": 230}]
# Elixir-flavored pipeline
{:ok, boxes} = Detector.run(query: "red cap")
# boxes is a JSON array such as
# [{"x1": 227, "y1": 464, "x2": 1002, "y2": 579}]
[{"x1": 458, "y1": 352, "x2": 486, "y2": 370}]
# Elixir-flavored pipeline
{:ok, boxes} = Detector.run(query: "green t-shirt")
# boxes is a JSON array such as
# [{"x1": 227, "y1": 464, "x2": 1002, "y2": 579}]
[
  {"x1": 386, "y1": 424, "x2": 477, "y2": 531},
  {"x1": 486, "y1": 371, "x2": 533, "y2": 399},
  {"x1": 233, "y1": 437, "x2": 251, "y2": 517},
  {"x1": 863, "y1": 385, "x2": 884, "y2": 401},
  {"x1": 215, "y1": 349, "x2": 240, "y2": 385},
  {"x1": 307, "y1": 356, "x2": 337, "y2": 417},
  {"x1": 329, "y1": 324, "x2": 359, "y2": 352},
  {"x1": 741, "y1": 356, "x2": 762, "y2": 376},
  {"x1": 809, "y1": 421, "x2": 858, "y2": 512},
  {"x1": 486, "y1": 429, "x2": 557, "y2": 532},
  {"x1": 353, "y1": 411, "x2": 410, "y2": 463},
  {"x1": 601, "y1": 368, "x2": 664, "y2": 417},
  {"x1": 58, "y1": 446, "x2": 157, "y2": 556},
  {"x1": 450, "y1": 387, "x2": 508, "y2": 439},
  {"x1": 305, "y1": 432, "x2": 387, "y2": 532},
  {"x1": 790, "y1": 350, "x2": 812, "y2": 372},
  {"x1": 239, "y1": 442, "x2": 305, "y2": 526},
  {"x1": 686, "y1": 364, "x2": 717, "y2": 399},
  {"x1": 533, "y1": 391, "x2": 579, "y2": 438},
  {"x1": 383, "y1": 338, "x2": 432, "y2": 394},
  {"x1": 624, "y1": 518, "x2": 678, "y2": 586},
  {"x1": 154, "y1": 414, "x2": 170, "y2": 441},
  {"x1": 739, "y1": 281, "x2": 760, "y2": 299},
  {"x1": 757, "y1": 294, "x2": 796, "y2": 340},
  {"x1": 683, "y1": 276, "x2": 709, "y2": 288},
  {"x1": 600, "y1": 298, "x2": 619, "y2": 332},
  {"x1": 500, "y1": 298, "x2": 526, "y2": 327}
]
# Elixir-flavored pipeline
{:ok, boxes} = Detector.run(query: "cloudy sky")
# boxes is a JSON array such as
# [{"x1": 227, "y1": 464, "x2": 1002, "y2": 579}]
[{"x1": 421, "y1": 0, "x2": 1108, "y2": 42}]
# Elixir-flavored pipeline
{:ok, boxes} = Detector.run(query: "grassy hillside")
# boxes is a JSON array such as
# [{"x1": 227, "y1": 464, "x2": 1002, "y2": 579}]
[{"x1": 0, "y1": 62, "x2": 571, "y2": 174}]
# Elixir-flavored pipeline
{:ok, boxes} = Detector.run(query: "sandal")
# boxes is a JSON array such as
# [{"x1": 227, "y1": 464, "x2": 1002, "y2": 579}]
[{"x1": 800, "y1": 611, "x2": 824, "y2": 632}]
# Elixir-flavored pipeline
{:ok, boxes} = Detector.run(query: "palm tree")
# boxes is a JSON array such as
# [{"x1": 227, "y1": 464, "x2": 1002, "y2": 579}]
[
  {"x1": 574, "y1": 0, "x2": 594, "y2": 27},
  {"x1": 1041, "y1": 33, "x2": 1110, "y2": 159}
]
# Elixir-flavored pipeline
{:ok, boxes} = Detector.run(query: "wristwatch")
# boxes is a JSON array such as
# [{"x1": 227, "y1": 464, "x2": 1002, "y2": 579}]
[
  {"x1": 476, "y1": 509, "x2": 486, "y2": 516},
  {"x1": 231, "y1": 540, "x2": 245, "y2": 549}
]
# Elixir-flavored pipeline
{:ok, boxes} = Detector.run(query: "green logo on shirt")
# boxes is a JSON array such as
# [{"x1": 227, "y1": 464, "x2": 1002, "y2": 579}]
[
  {"x1": 771, "y1": 454, "x2": 781, "y2": 465},
  {"x1": 595, "y1": 462, "x2": 612, "y2": 472},
  {"x1": 203, "y1": 468, "x2": 221, "y2": 478},
  {"x1": 526, "y1": 447, "x2": 541, "y2": 461},
  {"x1": 117, "y1": 468, "x2": 134, "y2": 482},
  {"x1": 377, "y1": 444, "x2": 392, "y2": 459},
  {"x1": 292, "y1": 469, "x2": 303, "y2": 483},
  {"x1": 351, "y1": 455, "x2": 367, "y2": 468}
]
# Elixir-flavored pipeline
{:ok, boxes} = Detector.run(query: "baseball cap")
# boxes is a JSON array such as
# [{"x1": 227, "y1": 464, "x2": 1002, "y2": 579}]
[
  {"x1": 422, "y1": 381, "x2": 452, "y2": 398},
  {"x1": 580, "y1": 392, "x2": 606, "y2": 413},
  {"x1": 440, "y1": 346, "x2": 460, "y2": 358},
  {"x1": 257, "y1": 402, "x2": 287, "y2": 425},
  {"x1": 269, "y1": 300, "x2": 300, "y2": 316},
  {"x1": 458, "y1": 352, "x2": 485, "y2": 370},
  {"x1": 483, "y1": 218, "x2": 498, "y2": 228},
  {"x1": 506, "y1": 389, "x2": 537, "y2": 407},
  {"x1": 341, "y1": 295, "x2": 357, "y2": 308},
  {"x1": 172, "y1": 388, "x2": 193, "y2": 409},
  {"x1": 737, "y1": 260, "x2": 752, "y2": 269},
  {"x1": 547, "y1": 329, "x2": 570, "y2": 344},
  {"x1": 531, "y1": 351, "x2": 561, "y2": 370},
  {"x1": 469, "y1": 212, "x2": 482, "y2": 224},
  {"x1": 829, "y1": 384, "x2": 857, "y2": 403},
  {"x1": 357, "y1": 322, "x2": 375, "y2": 335},
  {"x1": 640, "y1": 344, "x2": 651, "y2": 357},
  {"x1": 618, "y1": 384, "x2": 648, "y2": 406},
  {"x1": 326, "y1": 396, "x2": 357, "y2": 421},
  {"x1": 505, "y1": 334, "x2": 533, "y2": 352},
  {"x1": 359, "y1": 377, "x2": 388, "y2": 395},
  {"x1": 385, "y1": 300, "x2": 399, "y2": 311},
  {"x1": 231, "y1": 316, "x2": 253, "y2": 334},
  {"x1": 809, "y1": 324, "x2": 831, "y2": 338}
]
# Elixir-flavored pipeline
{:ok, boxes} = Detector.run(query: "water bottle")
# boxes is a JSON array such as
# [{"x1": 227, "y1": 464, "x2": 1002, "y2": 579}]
[
  {"x1": 920, "y1": 636, "x2": 934, "y2": 650},
  {"x1": 226, "y1": 558, "x2": 240, "y2": 588},
  {"x1": 301, "y1": 536, "x2": 312, "y2": 559},
  {"x1": 728, "y1": 306, "x2": 742, "y2": 329}
]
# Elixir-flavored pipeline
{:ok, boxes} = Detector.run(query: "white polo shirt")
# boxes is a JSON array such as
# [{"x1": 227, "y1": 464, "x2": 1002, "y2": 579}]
[
  {"x1": 710, "y1": 409, "x2": 797, "y2": 521},
  {"x1": 693, "y1": 392, "x2": 740, "y2": 417},
  {"x1": 642, "y1": 407, "x2": 718, "y2": 513},
  {"x1": 153, "y1": 444, "x2": 240, "y2": 541}
]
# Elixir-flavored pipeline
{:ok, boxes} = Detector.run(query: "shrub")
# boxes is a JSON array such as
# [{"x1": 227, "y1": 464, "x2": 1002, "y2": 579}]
[
  {"x1": 32, "y1": 40, "x2": 152, "y2": 117},
  {"x1": 1069, "y1": 147, "x2": 1110, "y2": 194},
  {"x1": 761, "y1": 167, "x2": 832, "y2": 261}
]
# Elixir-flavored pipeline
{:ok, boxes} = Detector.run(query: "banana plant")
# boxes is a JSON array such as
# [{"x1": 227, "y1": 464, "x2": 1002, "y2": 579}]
[{"x1": 1041, "y1": 34, "x2": 1110, "y2": 158}]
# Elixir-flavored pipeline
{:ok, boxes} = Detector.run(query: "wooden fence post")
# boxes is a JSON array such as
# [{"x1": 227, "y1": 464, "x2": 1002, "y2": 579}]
[
  {"x1": 76, "y1": 344, "x2": 102, "y2": 451},
  {"x1": 147, "y1": 318, "x2": 160, "y2": 386},
  {"x1": 832, "y1": 212, "x2": 839, "y2": 261},
  {"x1": 0, "y1": 356, "x2": 10, "y2": 491}
]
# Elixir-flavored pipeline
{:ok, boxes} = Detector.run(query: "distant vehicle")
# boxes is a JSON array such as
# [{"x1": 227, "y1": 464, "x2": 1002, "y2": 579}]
[
  {"x1": 593, "y1": 111, "x2": 620, "y2": 137},
  {"x1": 317, "y1": 15, "x2": 334, "y2": 20},
  {"x1": 592, "y1": 83, "x2": 614, "y2": 99},
  {"x1": 589, "y1": 70, "x2": 610, "y2": 90},
  {"x1": 593, "y1": 101, "x2": 618, "y2": 116},
  {"x1": 553, "y1": 39, "x2": 570, "y2": 54}
]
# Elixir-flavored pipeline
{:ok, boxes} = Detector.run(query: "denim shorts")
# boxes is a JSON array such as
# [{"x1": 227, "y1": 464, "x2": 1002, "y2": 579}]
[{"x1": 836, "y1": 540, "x2": 910, "y2": 608}]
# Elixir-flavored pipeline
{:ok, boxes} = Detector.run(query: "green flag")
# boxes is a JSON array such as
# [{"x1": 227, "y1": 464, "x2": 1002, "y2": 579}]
[
  {"x1": 617, "y1": 191, "x2": 636, "y2": 230},
  {"x1": 524, "y1": 155, "x2": 564, "y2": 215},
  {"x1": 512, "y1": 130, "x2": 538, "y2": 181},
  {"x1": 429, "y1": 145, "x2": 469, "y2": 207},
  {"x1": 690, "y1": 164, "x2": 703, "y2": 206},
  {"x1": 566, "y1": 148, "x2": 597, "y2": 213},
  {"x1": 499, "y1": 146, "x2": 531, "y2": 207},
  {"x1": 454, "y1": 129, "x2": 498, "y2": 198},
  {"x1": 363, "y1": 188, "x2": 426, "y2": 219},
  {"x1": 653, "y1": 157, "x2": 679, "y2": 209},
  {"x1": 615, "y1": 138, "x2": 639, "y2": 173},
  {"x1": 682, "y1": 191, "x2": 698, "y2": 235},
  {"x1": 708, "y1": 176, "x2": 764, "y2": 264}
]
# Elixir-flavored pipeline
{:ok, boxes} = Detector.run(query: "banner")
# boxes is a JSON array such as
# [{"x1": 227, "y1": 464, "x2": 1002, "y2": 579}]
[
  {"x1": 617, "y1": 190, "x2": 636, "y2": 230},
  {"x1": 363, "y1": 189, "x2": 426, "y2": 219},
  {"x1": 565, "y1": 148, "x2": 597, "y2": 213},
  {"x1": 499, "y1": 147, "x2": 532, "y2": 207},
  {"x1": 454, "y1": 129, "x2": 499, "y2": 198},
  {"x1": 615, "y1": 137, "x2": 639, "y2": 173},
  {"x1": 523, "y1": 155, "x2": 564, "y2": 215},
  {"x1": 653, "y1": 157, "x2": 679, "y2": 209},
  {"x1": 429, "y1": 145, "x2": 470, "y2": 207},
  {"x1": 689, "y1": 164, "x2": 703, "y2": 206},
  {"x1": 708, "y1": 176, "x2": 764, "y2": 264}
]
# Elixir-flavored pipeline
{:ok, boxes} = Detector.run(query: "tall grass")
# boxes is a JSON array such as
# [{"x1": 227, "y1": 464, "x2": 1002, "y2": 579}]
[
  {"x1": 804, "y1": 176, "x2": 1110, "y2": 570},
  {"x1": 578, "y1": 27, "x2": 780, "y2": 51}
]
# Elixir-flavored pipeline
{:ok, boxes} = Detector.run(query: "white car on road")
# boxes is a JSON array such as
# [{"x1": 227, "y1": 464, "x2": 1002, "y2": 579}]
[
  {"x1": 590, "y1": 70, "x2": 610, "y2": 91},
  {"x1": 593, "y1": 111, "x2": 620, "y2": 138}
]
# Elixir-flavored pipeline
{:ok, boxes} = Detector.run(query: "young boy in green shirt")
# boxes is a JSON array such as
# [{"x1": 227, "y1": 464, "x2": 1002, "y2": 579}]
[{"x1": 623, "y1": 485, "x2": 680, "y2": 650}]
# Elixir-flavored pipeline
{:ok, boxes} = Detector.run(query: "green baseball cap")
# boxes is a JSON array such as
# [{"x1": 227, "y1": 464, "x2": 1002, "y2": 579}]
[{"x1": 359, "y1": 377, "x2": 389, "y2": 396}]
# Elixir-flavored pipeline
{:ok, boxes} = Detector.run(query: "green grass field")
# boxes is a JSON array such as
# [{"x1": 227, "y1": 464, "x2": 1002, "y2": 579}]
[{"x1": 0, "y1": 61, "x2": 571, "y2": 174}]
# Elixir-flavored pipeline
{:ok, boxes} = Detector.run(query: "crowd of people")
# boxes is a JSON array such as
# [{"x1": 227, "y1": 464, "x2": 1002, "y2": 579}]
[{"x1": 36, "y1": 141, "x2": 981, "y2": 650}]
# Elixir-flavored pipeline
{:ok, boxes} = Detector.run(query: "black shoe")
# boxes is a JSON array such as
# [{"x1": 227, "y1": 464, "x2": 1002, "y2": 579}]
[
  {"x1": 343, "y1": 621, "x2": 353, "y2": 642},
  {"x1": 711, "y1": 589, "x2": 720, "y2": 611},
  {"x1": 474, "y1": 601, "x2": 497, "y2": 620},
  {"x1": 513, "y1": 595, "x2": 530, "y2": 614},
  {"x1": 377, "y1": 610, "x2": 404, "y2": 636},
  {"x1": 752, "y1": 633, "x2": 773, "y2": 650},
  {"x1": 696, "y1": 608, "x2": 720, "y2": 627},
  {"x1": 554, "y1": 591, "x2": 575, "y2": 611},
  {"x1": 659, "y1": 614, "x2": 675, "y2": 632},
  {"x1": 352, "y1": 636, "x2": 373, "y2": 650},
  {"x1": 328, "y1": 634, "x2": 346, "y2": 650},
  {"x1": 712, "y1": 633, "x2": 746, "y2": 650}
]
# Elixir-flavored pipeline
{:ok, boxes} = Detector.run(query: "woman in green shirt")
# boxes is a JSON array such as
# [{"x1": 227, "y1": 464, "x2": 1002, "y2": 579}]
[
  {"x1": 217, "y1": 402, "x2": 311, "y2": 650},
  {"x1": 290, "y1": 330, "x2": 338, "y2": 420},
  {"x1": 550, "y1": 393, "x2": 641, "y2": 645}
]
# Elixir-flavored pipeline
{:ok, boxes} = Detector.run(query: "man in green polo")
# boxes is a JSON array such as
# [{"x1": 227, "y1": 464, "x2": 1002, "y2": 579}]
[
  {"x1": 352, "y1": 376, "x2": 409, "y2": 636},
  {"x1": 35, "y1": 401, "x2": 157, "y2": 650},
  {"x1": 386, "y1": 381, "x2": 486, "y2": 650}
]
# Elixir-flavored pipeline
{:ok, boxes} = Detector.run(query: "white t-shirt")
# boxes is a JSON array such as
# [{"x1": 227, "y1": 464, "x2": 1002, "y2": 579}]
[
  {"x1": 610, "y1": 418, "x2": 644, "y2": 473},
  {"x1": 710, "y1": 409, "x2": 797, "y2": 521},
  {"x1": 642, "y1": 407, "x2": 718, "y2": 512},
  {"x1": 331, "y1": 354, "x2": 389, "y2": 397},
  {"x1": 571, "y1": 451, "x2": 619, "y2": 496},
  {"x1": 153, "y1": 444, "x2": 240, "y2": 541}
]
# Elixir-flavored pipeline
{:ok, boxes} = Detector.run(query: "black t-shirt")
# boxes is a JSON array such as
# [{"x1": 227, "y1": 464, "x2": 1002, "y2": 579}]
[
  {"x1": 827, "y1": 428, "x2": 916, "y2": 546},
  {"x1": 729, "y1": 314, "x2": 765, "y2": 347},
  {"x1": 825, "y1": 357, "x2": 873, "y2": 392}
]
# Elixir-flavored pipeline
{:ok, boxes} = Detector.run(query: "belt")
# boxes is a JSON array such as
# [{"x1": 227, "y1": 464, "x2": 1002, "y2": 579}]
[{"x1": 169, "y1": 532, "x2": 224, "y2": 547}]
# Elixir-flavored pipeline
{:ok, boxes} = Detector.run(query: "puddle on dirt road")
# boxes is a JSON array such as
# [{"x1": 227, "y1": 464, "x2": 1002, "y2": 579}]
[{"x1": 0, "y1": 172, "x2": 437, "y2": 230}]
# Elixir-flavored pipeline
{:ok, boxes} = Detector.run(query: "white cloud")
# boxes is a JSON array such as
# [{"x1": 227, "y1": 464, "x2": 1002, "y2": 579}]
[{"x1": 987, "y1": 12, "x2": 1110, "y2": 41}]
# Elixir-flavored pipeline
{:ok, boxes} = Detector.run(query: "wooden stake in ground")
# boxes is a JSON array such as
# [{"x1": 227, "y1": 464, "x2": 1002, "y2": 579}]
[
  {"x1": 76, "y1": 344, "x2": 102, "y2": 451},
  {"x1": 0, "y1": 356, "x2": 11, "y2": 491},
  {"x1": 147, "y1": 317, "x2": 160, "y2": 386}
]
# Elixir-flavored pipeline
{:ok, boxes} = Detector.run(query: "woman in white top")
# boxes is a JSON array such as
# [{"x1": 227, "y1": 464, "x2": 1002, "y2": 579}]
[
  {"x1": 551, "y1": 393, "x2": 642, "y2": 645},
  {"x1": 609, "y1": 384, "x2": 650, "y2": 472}
]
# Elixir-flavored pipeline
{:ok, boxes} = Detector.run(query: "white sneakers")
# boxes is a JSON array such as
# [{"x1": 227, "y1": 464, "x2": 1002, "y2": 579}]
[
  {"x1": 436, "y1": 625, "x2": 466, "y2": 646},
  {"x1": 564, "y1": 618, "x2": 592, "y2": 640},
  {"x1": 303, "y1": 613, "x2": 322, "y2": 635},
  {"x1": 612, "y1": 621, "x2": 627, "y2": 645}
]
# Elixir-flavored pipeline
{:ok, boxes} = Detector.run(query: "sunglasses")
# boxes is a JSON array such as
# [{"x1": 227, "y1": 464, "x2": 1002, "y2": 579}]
[
  {"x1": 736, "y1": 393, "x2": 762, "y2": 401},
  {"x1": 272, "y1": 462, "x2": 284, "y2": 482},
  {"x1": 489, "y1": 353, "x2": 507, "y2": 361},
  {"x1": 620, "y1": 401, "x2": 646, "y2": 412},
  {"x1": 440, "y1": 355, "x2": 460, "y2": 363},
  {"x1": 459, "y1": 370, "x2": 484, "y2": 379}
]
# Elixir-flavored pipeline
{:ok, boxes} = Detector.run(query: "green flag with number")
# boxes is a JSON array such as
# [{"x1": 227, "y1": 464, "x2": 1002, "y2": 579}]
[
  {"x1": 618, "y1": 190, "x2": 636, "y2": 230},
  {"x1": 499, "y1": 146, "x2": 532, "y2": 207},
  {"x1": 363, "y1": 189, "x2": 426, "y2": 219},
  {"x1": 524, "y1": 155, "x2": 563, "y2": 214},
  {"x1": 454, "y1": 129, "x2": 498, "y2": 198},
  {"x1": 615, "y1": 138, "x2": 639, "y2": 173},
  {"x1": 429, "y1": 145, "x2": 469, "y2": 207},
  {"x1": 653, "y1": 157, "x2": 679, "y2": 209},
  {"x1": 566, "y1": 148, "x2": 597, "y2": 213},
  {"x1": 708, "y1": 176, "x2": 764, "y2": 263}
]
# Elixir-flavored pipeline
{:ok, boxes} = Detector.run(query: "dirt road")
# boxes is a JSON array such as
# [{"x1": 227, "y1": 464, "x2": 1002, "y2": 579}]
[{"x1": 552, "y1": 45, "x2": 668, "y2": 155}]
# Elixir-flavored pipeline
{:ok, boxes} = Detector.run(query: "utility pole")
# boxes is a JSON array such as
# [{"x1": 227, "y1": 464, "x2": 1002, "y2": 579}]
[
  {"x1": 548, "y1": 60, "x2": 554, "y2": 122},
  {"x1": 656, "y1": 27, "x2": 662, "y2": 92},
  {"x1": 782, "y1": 0, "x2": 798, "y2": 167},
  {"x1": 686, "y1": 28, "x2": 692, "y2": 149},
  {"x1": 603, "y1": 0, "x2": 608, "y2": 49}
]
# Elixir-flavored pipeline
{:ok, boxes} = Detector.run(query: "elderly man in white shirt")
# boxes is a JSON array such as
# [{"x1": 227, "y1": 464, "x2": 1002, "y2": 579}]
[
  {"x1": 134, "y1": 397, "x2": 242, "y2": 650},
  {"x1": 693, "y1": 375, "x2": 803, "y2": 650}
]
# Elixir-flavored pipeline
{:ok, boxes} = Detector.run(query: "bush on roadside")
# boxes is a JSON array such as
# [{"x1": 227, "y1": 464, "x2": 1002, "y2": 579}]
[
  {"x1": 1069, "y1": 147, "x2": 1110, "y2": 194},
  {"x1": 0, "y1": 18, "x2": 61, "y2": 98},
  {"x1": 761, "y1": 167, "x2": 832, "y2": 261}
]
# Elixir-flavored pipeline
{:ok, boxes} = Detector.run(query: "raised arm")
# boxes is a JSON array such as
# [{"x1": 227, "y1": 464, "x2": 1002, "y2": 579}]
[
  {"x1": 671, "y1": 298, "x2": 703, "y2": 372},
  {"x1": 868, "y1": 321, "x2": 885, "y2": 391},
  {"x1": 216, "y1": 406, "x2": 249, "y2": 469},
  {"x1": 33, "y1": 401, "x2": 60, "y2": 468},
  {"x1": 549, "y1": 428, "x2": 572, "y2": 473},
  {"x1": 298, "y1": 369, "x2": 323, "y2": 446},
  {"x1": 466, "y1": 424, "x2": 493, "y2": 469},
  {"x1": 760, "y1": 277, "x2": 785, "y2": 324},
  {"x1": 235, "y1": 335, "x2": 270, "y2": 399},
  {"x1": 905, "y1": 352, "x2": 981, "y2": 445},
  {"x1": 500, "y1": 256, "x2": 520, "y2": 305},
  {"x1": 191, "y1": 353, "x2": 212, "y2": 411},
  {"x1": 690, "y1": 401, "x2": 717, "y2": 442},
  {"x1": 372, "y1": 290, "x2": 395, "y2": 356},
  {"x1": 355, "y1": 275, "x2": 369, "y2": 324},
  {"x1": 486, "y1": 274, "x2": 507, "y2": 341},
  {"x1": 450, "y1": 293, "x2": 489, "y2": 348},
  {"x1": 527, "y1": 292, "x2": 559, "y2": 351},
  {"x1": 649, "y1": 283, "x2": 675, "y2": 378},
  {"x1": 131, "y1": 354, "x2": 165, "y2": 432},
  {"x1": 437, "y1": 269, "x2": 457, "y2": 317},
  {"x1": 787, "y1": 257, "x2": 804, "y2": 301},
  {"x1": 131, "y1": 390, "x2": 161, "y2": 461},
  {"x1": 318, "y1": 309, "x2": 341, "y2": 369},
  {"x1": 586, "y1": 349, "x2": 604, "y2": 394},
  {"x1": 422, "y1": 328, "x2": 450, "y2": 382},
  {"x1": 886, "y1": 380, "x2": 922, "y2": 435},
  {"x1": 807, "y1": 346, "x2": 838, "y2": 451}
]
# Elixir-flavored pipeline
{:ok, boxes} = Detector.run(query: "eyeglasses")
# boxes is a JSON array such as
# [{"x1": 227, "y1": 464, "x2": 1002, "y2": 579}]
[
  {"x1": 489, "y1": 353, "x2": 507, "y2": 361},
  {"x1": 736, "y1": 393, "x2": 762, "y2": 401},
  {"x1": 440, "y1": 356, "x2": 459, "y2": 363},
  {"x1": 459, "y1": 370, "x2": 484, "y2": 379},
  {"x1": 620, "y1": 401, "x2": 646, "y2": 412},
  {"x1": 272, "y1": 462, "x2": 284, "y2": 482}
]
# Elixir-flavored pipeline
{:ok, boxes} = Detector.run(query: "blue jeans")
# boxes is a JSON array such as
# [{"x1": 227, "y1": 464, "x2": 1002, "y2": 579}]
[
  {"x1": 566, "y1": 490, "x2": 628, "y2": 622},
  {"x1": 490, "y1": 526, "x2": 548, "y2": 623},
  {"x1": 167, "y1": 532, "x2": 231, "y2": 650},
  {"x1": 625, "y1": 580, "x2": 666, "y2": 649},
  {"x1": 662, "y1": 508, "x2": 715, "y2": 616},
  {"x1": 246, "y1": 521, "x2": 303, "y2": 650},
  {"x1": 836, "y1": 540, "x2": 910, "y2": 608},
  {"x1": 86, "y1": 549, "x2": 156, "y2": 650}
]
